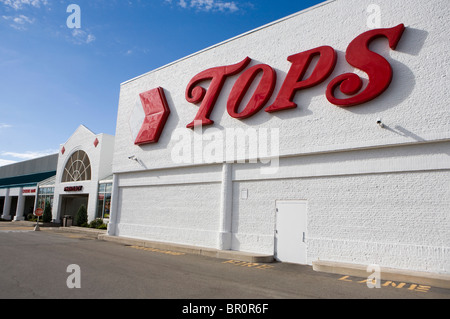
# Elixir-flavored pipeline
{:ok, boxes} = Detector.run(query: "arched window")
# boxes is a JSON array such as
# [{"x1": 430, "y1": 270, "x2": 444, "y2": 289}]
[{"x1": 62, "y1": 150, "x2": 91, "y2": 182}]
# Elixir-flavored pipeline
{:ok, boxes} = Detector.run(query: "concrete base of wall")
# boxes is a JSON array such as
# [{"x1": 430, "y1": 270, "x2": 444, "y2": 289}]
[
  {"x1": 99, "y1": 234, "x2": 274, "y2": 263},
  {"x1": 312, "y1": 260, "x2": 450, "y2": 289}
]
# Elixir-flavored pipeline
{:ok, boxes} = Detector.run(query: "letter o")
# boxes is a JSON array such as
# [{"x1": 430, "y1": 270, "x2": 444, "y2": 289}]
[{"x1": 227, "y1": 64, "x2": 276, "y2": 119}]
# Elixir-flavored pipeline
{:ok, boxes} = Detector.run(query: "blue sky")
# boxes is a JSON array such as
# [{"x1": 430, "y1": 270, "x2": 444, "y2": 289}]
[{"x1": 0, "y1": 0, "x2": 325, "y2": 166}]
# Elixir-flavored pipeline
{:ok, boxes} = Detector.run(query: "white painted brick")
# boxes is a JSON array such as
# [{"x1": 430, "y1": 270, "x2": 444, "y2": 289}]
[
  {"x1": 111, "y1": 0, "x2": 450, "y2": 275},
  {"x1": 233, "y1": 171, "x2": 450, "y2": 273}
]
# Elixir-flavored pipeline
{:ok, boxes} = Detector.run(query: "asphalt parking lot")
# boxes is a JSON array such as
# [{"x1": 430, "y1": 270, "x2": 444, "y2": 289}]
[{"x1": 0, "y1": 222, "x2": 449, "y2": 302}]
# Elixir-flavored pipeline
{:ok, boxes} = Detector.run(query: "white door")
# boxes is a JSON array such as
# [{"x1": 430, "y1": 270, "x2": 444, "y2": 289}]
[{"x1": 275, "y1": 200, "x2": 308, "y2": 264}]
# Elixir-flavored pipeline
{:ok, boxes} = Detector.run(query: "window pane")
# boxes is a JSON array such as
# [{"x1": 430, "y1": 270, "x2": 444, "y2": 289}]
[
  {"x1": 96, "y1": 197, "x2": 104, "y2": 219},
  {"x1": 104, "y1": 194, "x2": 111, "y2": 218},
  {"x1": 63, "y1": 150, "x2": 91, "y2": 183}
]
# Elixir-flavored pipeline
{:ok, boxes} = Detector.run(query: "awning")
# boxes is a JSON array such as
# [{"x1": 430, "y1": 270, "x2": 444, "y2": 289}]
[{"x1": 0, "y1": 171, "x2": 56, "y2": 189}]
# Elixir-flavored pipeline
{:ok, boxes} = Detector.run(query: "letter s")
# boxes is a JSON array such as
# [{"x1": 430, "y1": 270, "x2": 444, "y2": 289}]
[{"x1": 326, "y1": 24, "x2": 405, "y2": 107}]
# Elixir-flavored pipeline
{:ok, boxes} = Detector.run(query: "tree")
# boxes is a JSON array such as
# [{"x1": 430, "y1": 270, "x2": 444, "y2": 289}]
[
  {"x1": 43, "y1": 201, "x2": 52, "y2": 223},
  {"x1": 75, "y1": 205, "x2": 88, "y2": 227}
]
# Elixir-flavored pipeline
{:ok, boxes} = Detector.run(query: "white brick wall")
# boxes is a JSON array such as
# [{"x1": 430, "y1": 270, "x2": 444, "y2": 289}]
[
  {"x1": 111, "y1": 0, "x2": 450, "y2": 274},
  {"x1": 115, "y1": 182, "x2": 221, "y2": 248},
  {"x1": 111, "y1": 141, "x2": 450, "y2": 273},
  {"x1": 233, "y1": 170, "x2": 450, "y2": 274},
  {"x1": 113, "y1": 0, "x2": 449, "y2": 173}
]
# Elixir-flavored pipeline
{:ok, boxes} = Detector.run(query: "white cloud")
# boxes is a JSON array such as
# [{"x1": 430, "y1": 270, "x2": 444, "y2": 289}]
[
  {"x1": 71, "y1": 29, "x2": 96, "y2": 45},
  {"x1": 86, "y1": 33, "x2": 96, "y2": 44},
  {"x1": 191, "y1": 0, "x2": 239, "y2": 12},
  {"x1": 178, "y1": 0, "x2": 187, "y2": 8},
  {"x1": 13, "y1": 14, "x2": 33, "y2": 24},
  {"x1": 0, "y1": 123, "x2": 12, "y2": 129},
  {"x1": 166, "y1": 0, "x2": 239, "y2": 13},
  {"x1": 2, "y1": 14, "x2": 34, "y2": 30},
  {"x1": 1, "y1": 149, "x2": 58, "y2": 160},
  {"x1": 0, "y1": 0, "x2": 48, "y2": 10},
  {"x1": 0, "y1": 159, "x2": 17, "y2": 167},
  {"x1": 1, "y1": 0, "x2": 47, "y2": 30}
]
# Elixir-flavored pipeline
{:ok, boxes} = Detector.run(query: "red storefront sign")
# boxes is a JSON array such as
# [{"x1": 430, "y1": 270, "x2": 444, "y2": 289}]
[
  {"x1": 64, "y1": 186, "x2": 83, "y2": 192},
  {"x1": 135, "y1": 24, "x2": 405, "y2": 145},
  {"x1": 134, "y1": 87, "x2": 171, "y2": 145}
]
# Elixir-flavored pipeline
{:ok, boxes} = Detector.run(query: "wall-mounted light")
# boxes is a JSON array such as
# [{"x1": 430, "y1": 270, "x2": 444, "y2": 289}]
[
  {"x1": 376, "y1": 118, "x2": 385, "y2": 128},
  {"x1": 128, "y1": 155, "x2": 146, "y2": 168}
]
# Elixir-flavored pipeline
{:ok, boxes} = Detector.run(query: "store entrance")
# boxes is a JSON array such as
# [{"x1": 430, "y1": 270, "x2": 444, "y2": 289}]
[
  {"x1": 24, "y1": 196, "x2": 35, "y2": 220},
  {"x1": 60, "y1": 194, "x2": 89, "y2": 225}
]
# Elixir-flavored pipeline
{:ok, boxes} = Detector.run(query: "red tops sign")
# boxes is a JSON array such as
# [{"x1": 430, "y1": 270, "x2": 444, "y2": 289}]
[{"x1": 134, "y1": 24, "x2": 405, "y2": 145}]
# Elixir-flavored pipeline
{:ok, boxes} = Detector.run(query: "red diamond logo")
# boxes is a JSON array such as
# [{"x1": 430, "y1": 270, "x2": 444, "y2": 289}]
[
  {"x1": 94, "y1": 138, "x2": 99, "y2": 147},
  {"x1": 61, "y1": 146, "x2": 65, "y2": 155},
  {"x1": 134, "y1": 87, "x2": 171, "y2": 145}
]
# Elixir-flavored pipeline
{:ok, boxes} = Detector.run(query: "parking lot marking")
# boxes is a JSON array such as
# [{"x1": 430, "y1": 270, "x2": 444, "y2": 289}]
[
  {"x1": 129, "y1": 245, "x2": 186, "y2": 256},
  {"x1": 338, "y1": 275, "x2": 431, "y2": 293},
  {"x1": 222, "y1": 259, "x2": 275, "y2": 270}
]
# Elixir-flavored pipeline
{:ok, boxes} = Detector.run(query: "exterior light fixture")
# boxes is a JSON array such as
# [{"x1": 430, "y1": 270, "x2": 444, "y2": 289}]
[{"x1": 376, "y1": 119, "x2": 384, "y2": 128}]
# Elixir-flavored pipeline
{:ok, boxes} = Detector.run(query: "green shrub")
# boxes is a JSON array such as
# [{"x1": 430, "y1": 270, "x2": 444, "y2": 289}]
[
  {"x1": 43, "y1": 201, "x2": 52, "y2": 223},
  {"x1": 97, "y1": 223, "x2": 107, "y2": 230},
  {"x1": 75, "y1": 205, "x2": 88, "y2": 226},
  {"x1": 89, "y1": 218, "x2": 104, "y2": 229}
]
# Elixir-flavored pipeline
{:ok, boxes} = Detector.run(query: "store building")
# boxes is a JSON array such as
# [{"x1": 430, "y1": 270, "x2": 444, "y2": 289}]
[
  {"x1": 0, "y1": 125, "x2": 114, "y2": 225},
  {"x1": 0, "y1": 154, "x2": 58, "y2": 221},
  {"x1": 52, "y1": 125, "x2": 115, "y2": 224},
  {"x1": 107, "y1": 0, "x2": 449, "y2": 276}
]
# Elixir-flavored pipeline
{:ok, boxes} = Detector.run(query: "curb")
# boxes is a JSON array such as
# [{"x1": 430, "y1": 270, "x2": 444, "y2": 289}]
[
  {"x1": 42, "y1": 226, "x2": 107, "y2": 237},
  {"x1": 98, "y1": 234, "x2": 274, "y2": 263},
  {"x1": 312, "y1": 260, "x2": 450, "y2": 290}
]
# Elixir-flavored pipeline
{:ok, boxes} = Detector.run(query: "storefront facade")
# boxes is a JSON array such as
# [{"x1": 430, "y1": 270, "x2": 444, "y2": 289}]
[
  {"x1": 0, "y1": 155, "x2": 57, "y2": 221},
  {"x1": 52, "y1": 125, "x2": 115, "y2": 224},
  {"x1": 108, "y1": 0, "x2": 449, "y2": 275},
  {"x1": 0, "y1": 125, "x2": 114, "y2": 225}
]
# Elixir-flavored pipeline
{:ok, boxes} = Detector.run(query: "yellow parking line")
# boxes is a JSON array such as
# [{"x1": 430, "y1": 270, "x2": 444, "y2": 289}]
[
  {"x1": 338, "y1": 275, "x2": 431, "y2": 293},
  {"x1": 129, "y1": 245, "x2": 185, "y2": 256},
  {"x1": 222, "y1": 259, "x2": 275, "y2": 270}
]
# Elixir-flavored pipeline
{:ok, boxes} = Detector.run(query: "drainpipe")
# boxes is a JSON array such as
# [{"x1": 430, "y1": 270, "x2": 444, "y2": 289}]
[{"x1": 218, "y1": 163, "x2": 233, "y2": 250}]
